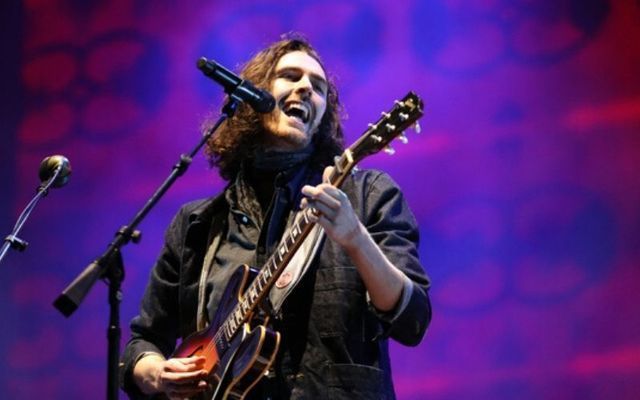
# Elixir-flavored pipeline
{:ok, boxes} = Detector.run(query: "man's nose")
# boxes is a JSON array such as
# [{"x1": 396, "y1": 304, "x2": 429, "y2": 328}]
[{"x1": 294, "y1": 75, "x2": 313, "y2": 97}]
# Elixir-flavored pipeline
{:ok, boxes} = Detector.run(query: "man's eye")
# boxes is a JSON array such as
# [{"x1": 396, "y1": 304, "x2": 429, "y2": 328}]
[
  {"x1": 313, "y1": 82, "x2": 327, "y2": 95},
  {"x1": 281, "y1": 71, "x2": 299, "y2": 81}
]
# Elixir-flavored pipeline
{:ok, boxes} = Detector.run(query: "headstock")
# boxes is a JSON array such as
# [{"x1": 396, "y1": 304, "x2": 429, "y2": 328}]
[{"x1": 348, "y1": 91, "x2": 424, "y2": 164}]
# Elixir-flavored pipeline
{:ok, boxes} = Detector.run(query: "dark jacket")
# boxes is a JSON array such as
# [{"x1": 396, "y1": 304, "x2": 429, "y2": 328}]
[{"x1": 121, "y1": 169, "x2": 431, "y2": 399}]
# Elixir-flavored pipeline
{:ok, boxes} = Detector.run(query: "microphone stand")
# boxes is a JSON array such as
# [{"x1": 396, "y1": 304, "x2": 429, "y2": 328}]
[
  {"x1": 53, "y1": 97, "x2": 241, "y2": 400},
  {"x1": 0, "y1": 166, "x2": 64, "y2": 265}
]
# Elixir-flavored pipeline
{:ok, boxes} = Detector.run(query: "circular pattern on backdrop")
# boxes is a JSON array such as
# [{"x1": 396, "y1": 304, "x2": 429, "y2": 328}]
[{"x1": 20, "y1": 30, "x2": 168, "y2": 146}]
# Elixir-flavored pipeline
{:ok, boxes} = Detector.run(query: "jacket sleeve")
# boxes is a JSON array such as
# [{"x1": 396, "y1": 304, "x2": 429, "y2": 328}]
[
  {"x1": 361, "y1": 171, "x2": 432, "y2": 346},
  {"x1": 120, "y1": 206, "x2": 188, "y2": 399}
]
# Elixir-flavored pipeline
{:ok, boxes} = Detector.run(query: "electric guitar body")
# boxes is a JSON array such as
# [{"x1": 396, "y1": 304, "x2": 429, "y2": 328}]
[{"x1": 172, "y1": 264, "x2": 280, "y2": 400}]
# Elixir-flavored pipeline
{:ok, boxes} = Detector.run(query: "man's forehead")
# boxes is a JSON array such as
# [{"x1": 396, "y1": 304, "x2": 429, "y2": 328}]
[{"x1": 275, "y1": 51, "x2": 326, "y2": 80}]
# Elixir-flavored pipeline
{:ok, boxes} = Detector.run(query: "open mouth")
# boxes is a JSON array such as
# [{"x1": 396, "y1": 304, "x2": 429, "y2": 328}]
[{"x1": 282, "y1": 101, "x2": 310, "y2": 124}]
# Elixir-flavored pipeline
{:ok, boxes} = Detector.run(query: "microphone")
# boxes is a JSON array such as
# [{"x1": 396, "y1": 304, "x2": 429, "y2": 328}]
[
  {"x1": 197, "y1": 57, "x2": 275, "y2": 113},
  {"x1": 39, "y1": 155, "x2": 71, "y2": 188}
]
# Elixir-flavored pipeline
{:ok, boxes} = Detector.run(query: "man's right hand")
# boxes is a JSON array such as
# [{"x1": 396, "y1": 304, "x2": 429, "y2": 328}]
[{"x1": 133, "y1": 354, "x2": 210, "y2": 399}]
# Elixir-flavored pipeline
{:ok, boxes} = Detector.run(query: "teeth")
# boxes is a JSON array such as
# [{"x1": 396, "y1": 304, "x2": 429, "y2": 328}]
[{"x1": 284, "y1": 102, "x2": 309, "y2": 123}]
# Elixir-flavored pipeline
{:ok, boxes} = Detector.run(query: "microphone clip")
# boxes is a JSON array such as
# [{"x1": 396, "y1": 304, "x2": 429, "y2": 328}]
[{"x1": 4, "y1": 234, "x2": 28, "y2": 252}]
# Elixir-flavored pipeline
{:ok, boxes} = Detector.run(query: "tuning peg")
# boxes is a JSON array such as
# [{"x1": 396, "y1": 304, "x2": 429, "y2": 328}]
[
  {"x1": 413, "y1": 121, "x2": 421, "y2": 133},
  {"x1": 385, "y1": 123, "x2": 396, "y2": 132},
  {"x1": 394, "y1": 100, "x2": 405, "y2": 107},
  {"x1": 384, "y1": 145, "x2": 395, "y2": 155},
  {"x1": 371, "y1": 134, "x2": 383, "y2": 143},
  {"x1": 381, "y1": 112, "x2": 391, "y2": 118},
  {"x1": 398, "y1": 112, "x2": 409, "y2": 121},
  {"x1": 398, "y1": 133, "x2": 408, "y2": 144}
]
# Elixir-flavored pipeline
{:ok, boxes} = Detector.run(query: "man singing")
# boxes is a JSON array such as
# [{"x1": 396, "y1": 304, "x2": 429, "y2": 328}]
[{"x1": 121, "y1": 35, "x2": 431, "y2": 399}]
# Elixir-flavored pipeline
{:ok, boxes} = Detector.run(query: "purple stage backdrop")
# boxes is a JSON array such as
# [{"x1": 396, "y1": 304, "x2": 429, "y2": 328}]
[{"x1": 2, "y1": 0, "x2": 640, "y2": 398}]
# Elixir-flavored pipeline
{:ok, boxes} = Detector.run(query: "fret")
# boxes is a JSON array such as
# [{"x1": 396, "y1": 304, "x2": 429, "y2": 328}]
[
  {"x1": 229, "y1": 319, "x2": 236, "y2": 334},
  {"x1": 248, "y1": 286, "x2": 258, "y2": 303},
  {"x1": 222, "y1": 324, "x2": 229, "y2": 340},
  {"x1": 264, "y1": 258, "x2": 272, "y2": 273},
  {"x1": 291, "y1": 223, "x2": 301, "y2": 238},
  {"x1": 240, "y1": 299, "x2": 248, "y2": 314},
  {"x1": 334, "y1": 154, "x2": 349, "y2": 175},
  {"x1": 226, "y1": 323, "x2": 233, "y2": 339},
  {"x1": 279, "y1": 242, "x2": 288, "y2": 258},
  {"x1": 344, "y1": 149, "x2": 354, "y2": 166},
  {"x1": 264, "y1": 260, "x2": 274, "y2": 276}
]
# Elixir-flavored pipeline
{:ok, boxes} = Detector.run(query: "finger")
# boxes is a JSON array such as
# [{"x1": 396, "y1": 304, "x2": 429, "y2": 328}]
[
  {"x1": 164, "y1": 357, "x2": 206, "y2": 372},
  {"x1": 308, "y1": 200, "x2": 338, "y2": 221},
  {"x1": 316, "y1": 184, "x2": 346, "y2": 202},
  {"x1": 172, "y1": 355, "x2": 206, "y2": 366},
  {"x1": 161, "y1": 369, "x2": 208, "y2": 384},
  {"x1": 309, "y1": 212, "x2": 335, "y2": 232},
  {"x1": 302, "y1": 185, "x2": 341, "y2": 209},
  {"x1": 302, "y1": 183, "x2": 337, "y2": 197},
  {"x1": 324, "y1": 186, "x2": 348, "y2": 202},
  {"x1": 301, "y1": 184, "x2": 319, "y2": 198},
  {"x1": 322, "y1": 166, "x2": 334, "y2": 183}
]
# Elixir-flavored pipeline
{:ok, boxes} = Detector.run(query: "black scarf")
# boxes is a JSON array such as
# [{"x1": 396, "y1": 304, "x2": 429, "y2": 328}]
[{"x1": 252, "y1": 142, "x2": 315, "y2": 172}]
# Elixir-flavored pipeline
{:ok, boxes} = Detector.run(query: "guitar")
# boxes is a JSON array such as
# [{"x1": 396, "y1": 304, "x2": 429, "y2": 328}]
[{"x1": 171, "y1": 91, "x2": 424, "y2": 399}]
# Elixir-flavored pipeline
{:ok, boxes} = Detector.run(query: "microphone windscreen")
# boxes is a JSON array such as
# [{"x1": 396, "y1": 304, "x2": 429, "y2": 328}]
[{"x1": 39, "y1": 155, "x2": 72, "y2": 188}]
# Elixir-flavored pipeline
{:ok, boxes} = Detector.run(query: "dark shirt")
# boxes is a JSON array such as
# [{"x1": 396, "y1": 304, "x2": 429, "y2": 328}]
[{"x1": 121, "y1": 166, "x2": 431, "y2": 399}]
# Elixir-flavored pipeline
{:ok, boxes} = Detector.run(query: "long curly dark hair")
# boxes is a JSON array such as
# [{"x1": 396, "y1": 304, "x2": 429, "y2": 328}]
[{"x1": 204, "y1": 35, "x2": 344, "y2": 181}]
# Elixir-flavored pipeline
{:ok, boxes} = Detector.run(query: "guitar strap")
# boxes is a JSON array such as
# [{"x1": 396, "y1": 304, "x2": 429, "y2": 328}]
[
  {"x1": 195, "y1": 206, "x2": 325, "y2": 329},
  {"x1": 197, "y1": 227, "x2": 224, "y2": 331},
  {"x1": 268, "y1": 219, "x2": 326, "y2": 312}
]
